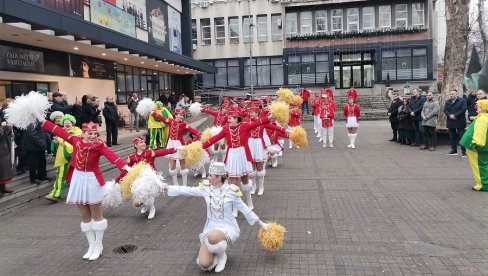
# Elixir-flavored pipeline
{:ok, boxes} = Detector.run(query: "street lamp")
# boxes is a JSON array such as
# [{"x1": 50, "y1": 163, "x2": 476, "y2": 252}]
[{"x1": 248, "y1": 0, "x2": 254, "y2": 99}]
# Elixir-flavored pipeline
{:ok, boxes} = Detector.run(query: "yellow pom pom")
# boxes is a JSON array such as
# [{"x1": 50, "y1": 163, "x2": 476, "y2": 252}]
[
  {"x1": 269, "y1": 101, "x2": 290, "y2": 126},
  {"x1": 200, "y1": 128, "x2": 213, "y2": 142},
  {"x1": 120, "y1": 162, "x2": 151, "y2": 199},
  {"x1": 289, "y1": 126, "x2": 308, "y2": 147},
  {"x1": 276, "y1": 88, "x2": 295, "y2": 104},
  {"x1": 181, "y1": 141, "x2": 204, "y2": 166},
  {"x1": 293, "y1": 95, "x2": 303, "y2": 106},
  {"x1": 257, "y1": 222, "x2": 286, "y2": 251}
]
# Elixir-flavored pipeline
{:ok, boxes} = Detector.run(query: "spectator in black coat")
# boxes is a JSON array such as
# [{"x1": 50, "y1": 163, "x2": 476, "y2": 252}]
[
  {"x1": 71, "y1": 100, "x2": 84, "y2": 128},
  {"x1": 444, "y1": 89, "x2": 468, "y2": 156},
  {"x1": 50, "y1": 92, "x2": 73, "y2": 115},
  {"x1": 468, "y1": 89, "x2": 487, "y2": 122},
  {"x1": 158, "y1": 92, "x2": 168, "y2": 107},
  {"x1": 22, "y1": 121, "x2": 47, "y2": 184},
  {"x1": 387, "y1": 92, "x2": 403, "y2": 142},
  {"x1": 168, "y1": 91, "x2": 177, "y2": 110},
  {"x1": 408, "y1": 88, "x2": 427, "y2": 147},
  {"x1": 81, "y1": 95, "x2": 101, "y2": 125},
  {"x1": 102, "y1": 97, "x2": 119, "y2": 147}
]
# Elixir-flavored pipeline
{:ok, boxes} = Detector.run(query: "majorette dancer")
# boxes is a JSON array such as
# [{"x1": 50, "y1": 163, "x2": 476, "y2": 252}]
[
  {"x1": 265, "y1": 117, "x2": 289, "y2": 168},
  {"x1": 319, "y1": 97, "x2": 335, "y2": 148},
  {"x1": 288, "y1": 103, "x2": 301, "y2": 149},
  {"x1": 347, "y1": 86, "x2": 358, "y2": 102},
  {"x1": 247, "y1": 102, "x2": 287, "y2": 196},
  {"x1": 41, "y1": 119, "x2": 130, "y2": 261},
  {"x1": 201, "y1": 98, "x2": 229, "y2": 162},
  {"x1": 115, "y1": 136, "x2": 176, "y2": 219},
  {"x1": 343, "y1": 97, "x2": 361, "y2": 149},
  {"x1": 311, "y1": 93, "x2": 321, "y2": 135},
  {"x1": 165, "y1": 162, "x2": 270, "y2": 273},
  {"x1": 201, "y1": 106, "x2": 273, "y2": 211},
  {"x1": 150, "y1": 108, "x2": 201, "y2": 186}
]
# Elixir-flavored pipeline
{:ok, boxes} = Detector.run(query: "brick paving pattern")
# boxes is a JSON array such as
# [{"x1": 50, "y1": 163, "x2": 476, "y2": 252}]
[{"x1": 1, "y1": 120, "x2": 485, "y2": 275}]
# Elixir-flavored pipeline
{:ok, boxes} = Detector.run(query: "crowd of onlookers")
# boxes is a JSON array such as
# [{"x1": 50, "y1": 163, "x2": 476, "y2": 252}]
[{"x1": 387, "y1": 88, "x2": 487, "y2": 155}]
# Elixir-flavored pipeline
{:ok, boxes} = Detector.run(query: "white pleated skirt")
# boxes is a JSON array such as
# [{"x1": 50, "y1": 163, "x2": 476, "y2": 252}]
[
  {"x1": 225, "y1": 147, "x2": 253, "y2": 178},
  {"x1": 248, "y1": 138, "x2": 267, "y2": 162},
  {"x1": 263, "y1": 131, "x2": 271, "y2": 148},
  {"x1": 266, "y1": 144, "x2": 282, "y2": 154},
  {"x1": 346, "y1": 116, "x2": 359, "y2": 128},
  {"x1": 166, "y1": 139, "x2": 182, "y2": 159},
  {"x1": 66, "y1": 170, "x2": 105, "y2": 205}
]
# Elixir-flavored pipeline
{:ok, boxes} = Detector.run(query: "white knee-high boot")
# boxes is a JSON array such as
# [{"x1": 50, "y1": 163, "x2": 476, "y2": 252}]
[
  {"x1": 270, "y1": 153, "x2": 278, "y2": 167},
  {"x1": 180, "y1": 168, "x2": 189, "y2": 186},
  {"x1": 256, "y1": 170, "x2": 266, "y2": 196},
  {"x1": 288, "y1": 140, "x2": 293, "y2": 149},
  {"x1": 81, "y1": 221, "x2": 95, "y2": 259},
  {"x1": 241, "y1": 182, "x2": 253, "y2": 210},
  {"x1": 219, "y1": 147, "x2": 226, "y2": 162},
  {"x1": 205, "y1": 239, "x2": 228, "y2": 273},
  {"x1": 347, "y1": 133, "x2": 353, "y2": 148},
  {"x1": 144, "y1": 197, "x2": 156, "y2": 219},
  {"x1": 169, "y1": 168, "x2": 179, "y2": 186},
  {"x1": 89, "y1": 219, "x2": 107, "y2": 261},
  {"x1": 351, "y1": 133, "x2": 357, "y2": 148},
  {"x1": 249, "y1": 171, "x2": 257, "y2": 194}
]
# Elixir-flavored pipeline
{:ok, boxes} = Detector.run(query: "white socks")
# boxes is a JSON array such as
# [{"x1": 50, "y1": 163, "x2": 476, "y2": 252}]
[{"x1": 347, "y1": 133, "x2": 357, "y2": 148}]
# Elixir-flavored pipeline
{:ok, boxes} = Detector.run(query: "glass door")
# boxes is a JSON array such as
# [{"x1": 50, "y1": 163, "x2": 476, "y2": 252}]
[
  {"x1": 334, "y1": 66, "x2": 341, "y2": 88},
  {"x1": 352, "y1": 65, "x2": 361, "y2": 87},
  {"x1": 342, "y1": 66, "x2": 351, "y2": 88},
  {"x1": 363, "y1": 64, "x2": 374, "y2": 87}
]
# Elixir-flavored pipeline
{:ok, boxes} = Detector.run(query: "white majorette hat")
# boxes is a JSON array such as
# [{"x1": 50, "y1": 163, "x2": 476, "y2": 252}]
[{"x1": 208, "y1": 162, "x2": 227, "y2": 176}]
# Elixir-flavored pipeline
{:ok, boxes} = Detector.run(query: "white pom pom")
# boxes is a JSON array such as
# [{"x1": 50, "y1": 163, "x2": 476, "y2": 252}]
[
  {"x1": 102, "y1": 180, "x2": 123, "y2": 208},
  {"x1": 189, "y1": 102, "x2": 202, "y2": 116},
  {"x1": 136, "y1": 98, "x2": 155, "y2": 117},
  {"x1": 188, "y1": 150, "x2": 210, "y2": 170},
  {"x1": 5, "y1": 91, "x2": 51, "y2": 129},
  {"x1": 131, "y1": 167, "x2": 167, "y2": 202},
  {"x1": 211, "y1": 126, "x2": 224, "y2": 146}
]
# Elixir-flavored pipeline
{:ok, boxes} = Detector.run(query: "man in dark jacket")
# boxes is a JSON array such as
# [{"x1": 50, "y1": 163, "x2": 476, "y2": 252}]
[
  {"x1": 468, "y1": 89, "x2": 487, "y2": 122},
  {"x1": 444, "y1": 89, "x2": 467, "y2": 156},
  {"x1": 387, "y1": 92, "x2": 403, "y2": 141},
  {"x1": 158, "y1": 92, "x2": 168, "y2": 107},
  {"x1": 50, "y1": 92, "x2": 73, "y2": 115},
  {"x1": 168, "y1": 91, "x2": 177, "y2": 110},
  {"x1": 127, "y1": 92, "x2": 140, "y2": 132},
  {"x1": 102, "y1": 97, "x2": 119, "y2": 147},
  {"x1": 408, "y1": 88, "x2": 427, "y2": 146},
  {"x1": 22, "y1": 121, "x2": 47, "y2": 184}
]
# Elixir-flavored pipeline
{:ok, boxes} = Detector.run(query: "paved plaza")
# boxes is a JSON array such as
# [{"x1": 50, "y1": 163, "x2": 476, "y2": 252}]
[{"x1": 1, "y1": 120, "x2": 486, "y2": 275}]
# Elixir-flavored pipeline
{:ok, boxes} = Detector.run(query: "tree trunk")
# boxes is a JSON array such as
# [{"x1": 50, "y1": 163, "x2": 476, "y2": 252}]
[
  {"x1": 477, "y1": 0, "x2": 487, "y2": 61},
  {"x1": 438, "y1": 0, "x2": 471, "y2": 129}
]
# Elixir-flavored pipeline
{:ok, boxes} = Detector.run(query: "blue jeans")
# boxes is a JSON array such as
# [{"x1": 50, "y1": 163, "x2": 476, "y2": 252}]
[
  {"x1": 301, "y1": 101, "x2": 309, "y2": 114},
  {"x1": 411, "y1": 120, "x2": 424, "y2": 145}
]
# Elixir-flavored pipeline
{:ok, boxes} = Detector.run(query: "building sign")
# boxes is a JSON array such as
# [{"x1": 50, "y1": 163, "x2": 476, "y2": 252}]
[
  {"x1": 0, "y1": 45, "x2": 45, "y2": 73},
  {"x1": 437, "y1": 64, "x2": 444, "y2": 81},
  {"x1": 33, "y1": 0, "x2": 84, "y2": 17},
  {"x1": 70, "y1": 54, "x2": 114, "y2": 79},
  {"x1": 168, "y1": 5, "x2": 182, "y2": 54},
  {"x1": 147, "y1": 0, "x2": 169, "y2": 50},
  {"x1": 90, "y1": 0, "x2": 136, "y2": 38},
  {"x1": 116, "y1": 0, "x2": 147, "y2": 30}
]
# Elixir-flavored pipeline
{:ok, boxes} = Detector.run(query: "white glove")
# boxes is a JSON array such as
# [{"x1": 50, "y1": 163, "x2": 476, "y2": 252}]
[
  {"x1": 123, "y1": 165, "x2": 132, "y2": 172},
  {"x1": 1, "y1": 121, "x2": 7, "y2": 127},
  {"x1": 259, "y1": 220, "x2": 269, "y2": 230},
  {"x1": 286, "y1": 127, "x2": 292, "y2": 134}
]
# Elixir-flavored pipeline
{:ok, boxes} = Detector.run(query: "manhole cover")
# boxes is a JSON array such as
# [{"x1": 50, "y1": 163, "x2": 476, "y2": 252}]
[{"x1": 113, "y1": 244, "x2": 138, "y2": 254}]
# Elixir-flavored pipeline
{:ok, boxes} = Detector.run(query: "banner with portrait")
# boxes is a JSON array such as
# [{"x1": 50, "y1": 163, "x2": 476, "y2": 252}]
[
  {"x1": 70, "y1": 54, "x2": 114, "y2": 79},
  {"x1": 0, "y1": 45, "x2": 44, "y2": 73},
  {"x1": 116, "y1": 0, "x2": 147, "y2": 30},
  {"x1": 33, "y1": 0, "x2": 84, "y2": 17},
  {"x1": 147, "y1": 0, "x2": 169, "y2": 50},
  {"x1": 168, "y1": 6, "x2": 182, "y2": 54},
  {"x1": 90, "y1": 0, "x2": 136, "y2": 38}
]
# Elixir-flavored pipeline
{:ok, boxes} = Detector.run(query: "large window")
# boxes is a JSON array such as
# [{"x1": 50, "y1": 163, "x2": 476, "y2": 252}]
[
  {"x1": 229, "y1": 17, "x2": 239, "y2": 44},
  {"x1": 287, "y1": 52, "x2": 329, "y2": 85},
  {"x1": 300, "y1": 11, "x2": 313, "y2": 34},
  {"x1": 257, "y1": 15, "x2": 268, "y2": 42},
  {"x1": 412, "y1": 3, "x2": 425, "y2": 27},
  {"x1": 200, "y1": 18, "x2": 211, "y2": 45},
  {"x1": 379, "y1": 5, "x2": 391, "y2": 29},
  {"x1": 382, "y1": 50, "x2": 397, "y2": 80},
  {"x1": 315, "y1": 10, "x2": 327, "y2": 33},
  {"x1": 287, "y1": 55, "x2": 301, "y2": 84},
  {"x1": 227, "y1": 60, "x2": 240, "y2": 87},
  {"x1": 301, "y1": 54, "x2": 315, "y2": 83},
  {"x1": 271, "y1": 14, "x2": 282, "y2": 41},
  {"x1": 244, "y1": 59, "x2": 257, "y2": 86},
  {"x1": 347, "y1": 8, "x2": 359, "y2": 32},
  {"x1": 362, "y1": 7, "x2": 375, "y2": 30},
  {"x1": 257, "y1": 58, "x2": 271, "y2": 86},
  {"x1": 395, "y1": 4, "x2": 408, "y2": 28},
  {"x1": 286, "y1": 12, "x2": 297, "y2": 35},
  {"x1": 243, "y1": 16, "x2": 254, "y2": 43},
  {"x1": 396, "y1": 49, "x2": 412, "y2": 80},
  {"x1": 214, "y1": 18, "x2": 225, "y2": 44},
  {"x1": 191, "y1": 19, "x2": 197, "y2": 47},
  {"x1": 381, "y1": 48, "x2": 428, "y2": 81},
  {"x1": 316, "y1": 53, "x2": 329, "y2": 84},
  {"x1": 215, "y1": 60, "x2": 227, "y2": 87},
  {"x1": 412, "y1": 48, "x2": 427, "y2": 79},
  {"x1": 203, "y1": 61, "x2": 215, "y2": 88},
  {"x1": 332, "y1": 9, "x2": 343, "y2": 32},
  {"x1": 271, "y1": 57, "x2": 283, "y2": 85}
]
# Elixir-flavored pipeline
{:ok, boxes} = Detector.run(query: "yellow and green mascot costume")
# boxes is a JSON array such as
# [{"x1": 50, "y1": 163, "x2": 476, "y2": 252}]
[
  {"x1": 460, "y1": 99, "x2": 488, "y2": 191},
  {"x1": 147, "y1": 101, "x2": 173, "y2": 149},
  {"x1": 46, "y1": 114, "x2": 82, "y2": 201}
]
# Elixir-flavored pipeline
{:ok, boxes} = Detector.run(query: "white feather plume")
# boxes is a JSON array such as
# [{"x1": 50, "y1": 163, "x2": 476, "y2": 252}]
[
  {"x1": 189, "y1": 102, "x2": 202, "y2": 116},
  {"x1": 102, "y1": 180, "x2": 124, "y2": 208},
  {"x1": 136, "y1": 98, "x2": 155, "y2": 117},
  {"x1": 131, "y1": 167, "x2": 167, "y2": 202},
  {"x1": 211, "y1": 126, "x2": 224, "y2": 146},
  {"x1": 5, "y1": 91, "x2": 51, "y2": 129}
]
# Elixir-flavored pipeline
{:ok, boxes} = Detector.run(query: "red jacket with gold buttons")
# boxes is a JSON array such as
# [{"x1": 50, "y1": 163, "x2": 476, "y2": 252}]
[
  {"x1": 249, "y1": 118, "x2": 287, "y2": 148},
  {"x1": 151, "y1": 112, "x2": 201, "y2": 144},
  {"x1": 42, "y1": 120, "x2": 126, "y2": 186},
  {"x1": 115, "y1": 148, "x2": 176, "y2": 182},
  {"x1": 202, "y1": 108, "x2": 228, "y2": 127},
  {"x1": 343, "y1": 104, "x2": 361, "y2": 120}
]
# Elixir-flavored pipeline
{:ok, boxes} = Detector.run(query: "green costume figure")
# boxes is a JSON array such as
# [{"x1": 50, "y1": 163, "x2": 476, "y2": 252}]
[
  {"x1": 460, "y1": 99, "x2": 488, "y2": 191},
  {"x1": 147, "y1": 101, "x2": 172, "y2": 149},
  {"x1": 45, "y1": 115, "x2": 82, "y2": 202}
]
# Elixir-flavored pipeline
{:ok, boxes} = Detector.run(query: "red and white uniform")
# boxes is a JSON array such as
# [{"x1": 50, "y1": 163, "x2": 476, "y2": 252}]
[
  {"x1": 115, "y1": 148, "x2": 176, "y2": 182},
  {"x1": 201, "y1": 108, "x2": 228, "y2": 127},
  {"x1": 265, "y1": 124, "x2": 289, "y2": 153},
  {"x1": 202, "y1": 117, "x2": 270, "y2": 177},
  {"x1": 289, "y1": 108, "x2": 301, "y2": 127},
  {"x1": 151, "y1": 112, "x2": 201, "y2": 159},
  {"x1": 343, "y1": 103, "x2": 361, "y2": 128},
  {"x1": 347, "y1": 88, "x2": 358, "y2": 102},
  {"x1": 248, "y1": 119, "x2": 286, "y2": 162},
  {"x1": 320, "y1": 88, "x2": 334, "y2": 100},
  {"x1": 42, "y1": 120, "x2": 127, "y2": 205},
  {"x1": 320, "y1": 103, "x2": 335, "y2": 128}
]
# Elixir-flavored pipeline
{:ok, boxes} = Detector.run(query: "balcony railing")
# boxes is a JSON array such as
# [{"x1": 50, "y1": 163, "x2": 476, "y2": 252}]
[{"x1": 287, "y1": 27, "x2": 427, "y2": 41}]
